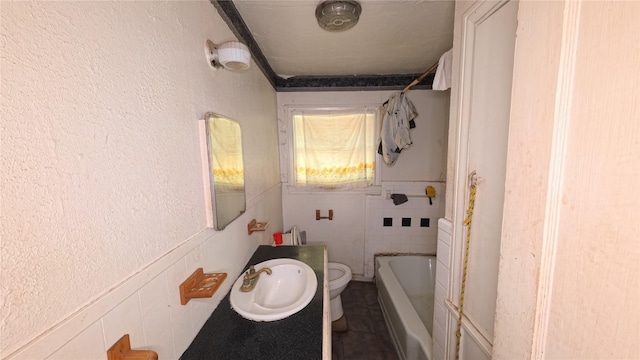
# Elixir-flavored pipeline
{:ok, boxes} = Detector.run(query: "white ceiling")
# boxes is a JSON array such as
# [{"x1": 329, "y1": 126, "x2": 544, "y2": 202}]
[{"x1": 233, "y1": 0, "x2": 455, "y2": 78}]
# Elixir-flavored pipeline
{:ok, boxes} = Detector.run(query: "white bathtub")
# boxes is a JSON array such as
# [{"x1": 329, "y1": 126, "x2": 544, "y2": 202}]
[{"x1": 375, "y1": 255, "x2": 436, "y2": 360}]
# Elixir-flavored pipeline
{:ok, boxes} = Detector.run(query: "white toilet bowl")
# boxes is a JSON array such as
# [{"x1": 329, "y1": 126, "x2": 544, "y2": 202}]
[{"x1": 328, "y1": 262, "x2": 352, "y2": 321}]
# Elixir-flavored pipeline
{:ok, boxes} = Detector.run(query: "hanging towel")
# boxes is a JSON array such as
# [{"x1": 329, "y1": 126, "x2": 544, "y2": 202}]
[
  {"x1": 433, "y1": 48, "x2": 453, "y2": 91},
  {"x1": 377, "y1": 92, "x2": 418, "y2": 166}
]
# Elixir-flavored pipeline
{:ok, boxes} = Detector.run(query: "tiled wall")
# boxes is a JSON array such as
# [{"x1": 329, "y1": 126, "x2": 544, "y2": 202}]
[
  {"x1": 17, "y1": 231, "x2": 224, "y2": 360},
  {"x1": 8, "y1": 185, "x2": 282, "y2": 360},
  {"x1": 432, "y1": 218, "x2": 452, "y2": 360},
  {"x1": 363, "y1": 182, "x2": 445, "y2": 278},
  {"x1": 15, "y1": 231, "x2": 234, "y2": 360}
]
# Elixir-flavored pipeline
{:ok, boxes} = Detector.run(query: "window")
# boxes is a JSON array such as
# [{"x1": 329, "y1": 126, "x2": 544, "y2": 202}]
[{"x1": 291, "y1": 108, "x2": 378, "y2": 190}]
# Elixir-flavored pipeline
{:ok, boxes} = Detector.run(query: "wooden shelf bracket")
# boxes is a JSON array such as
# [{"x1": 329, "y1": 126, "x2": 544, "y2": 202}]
[
  {"x1": 247, "y1": 219, "x2": 270, "y2": 235},
  {"x1": 107, "y1": 334, "x2": 158, "y2": 360},
  {"x1": 179, "y1": 268, "x2": 227, "y2": 305}
]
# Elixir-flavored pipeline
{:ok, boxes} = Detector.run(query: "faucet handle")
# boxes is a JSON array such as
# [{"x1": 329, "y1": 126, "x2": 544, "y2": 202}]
[{"x1": 246, "y1": 265, "x2": 255, "y2": 275}]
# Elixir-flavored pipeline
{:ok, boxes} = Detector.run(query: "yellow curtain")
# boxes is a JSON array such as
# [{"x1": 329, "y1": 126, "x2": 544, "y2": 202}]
[{"x1": 293, "y1": 110, "x2": 376, "y2": 189}]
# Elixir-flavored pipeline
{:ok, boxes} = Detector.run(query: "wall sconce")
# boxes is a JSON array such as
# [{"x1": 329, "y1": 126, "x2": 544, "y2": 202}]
[{"x1": 205, "y1": 39, "x2": 251, "y2": 71}]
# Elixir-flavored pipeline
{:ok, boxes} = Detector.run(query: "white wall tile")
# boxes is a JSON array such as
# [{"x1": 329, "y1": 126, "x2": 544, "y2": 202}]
[
  {"x1": 438, "y1": 218, "x2": 452, "y2": 236},
  {"x1": 141, "y1": 302, "x2": 172, "y2": 347},
  {"x1": 437, "y1": 239, "x2": 450, "y2": 267},
  {"x1": 436, "y1": 260, "x2": 449, "y2": 289},
  {"x1": 47, "y1": 320, "x2": 105, "y2": 360},
  {"x1": 169, "y1": 304, "x2": 195, "y2": 356},
  {"x1": 127, "y1": 325, "x2": 146, "y2": 349},
  {"x1": 435, "y1": 280, "x2": 447, "y2": 306},
  {"x1": 142, "y1": 300, "x2": 175, "y2": 359},
  {"x1": 101, "y1": 294, "x2": 143, "y2": 349},
  {"x1": 189, "y1": 299, "x2": 215, "y2": 333},
  {"x1": 434, "y1": 301, "x2": 447, "y2": 334},
  {"x1": 138, "y1": 274, "x2": 169, "y2": 317},
  {"x1": 433, "y1": 341, "x2": 445, "y2": 360},
  {"x1": 146, "y1": 328, "x2": 175, "y2": 360},
  {"x1": 186, "y1": 245, "x2": 204, "y2": 275},
  {"x1": 165, "y1": 259, "x2": 188, "y2": 306},
  {"x1": 432, "y1": 316, "x2": 446, "y2": 352},
  {"x1": 164, "y1": 262, "x2": 195, "y2": 356}
]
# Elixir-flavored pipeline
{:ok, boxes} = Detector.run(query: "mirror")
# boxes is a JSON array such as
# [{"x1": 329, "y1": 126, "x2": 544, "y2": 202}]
[{"x1": 205, "y1": 112, "x2": 246, "y2": 230}]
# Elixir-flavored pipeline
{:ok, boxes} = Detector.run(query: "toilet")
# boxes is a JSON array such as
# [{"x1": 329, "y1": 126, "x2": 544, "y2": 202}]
[
  {"x1": 283, "y1": 226, "x2": 352, "y2": 321},
  {"x1": 328, "y1": 262, "x2": 352, "y2": 321}
]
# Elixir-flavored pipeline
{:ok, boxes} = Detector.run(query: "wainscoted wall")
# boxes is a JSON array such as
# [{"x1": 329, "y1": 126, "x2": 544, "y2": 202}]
[
  {"x1": 363, "y1": 182, "x2": 445, "y2": 278},
  {"x1": 10, "y1": 185, "x2": 282, "y2": 360},
  {"x1": 2, "y1": 2, "x2": 281, "y2": 359},
  {"x1": 278, "y1": 91, "x2": 450, "y2": 277}
]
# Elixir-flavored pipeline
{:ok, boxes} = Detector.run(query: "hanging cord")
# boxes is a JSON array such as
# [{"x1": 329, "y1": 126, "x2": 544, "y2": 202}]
[{"x1": 455, "y1": 176, "x2": 477, "y2": 360}]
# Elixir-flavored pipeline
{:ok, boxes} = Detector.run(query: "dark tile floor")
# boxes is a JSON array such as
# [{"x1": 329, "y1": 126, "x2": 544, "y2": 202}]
[{"x1": 331, "y1": 281, "x2": 399, "y2": 360}]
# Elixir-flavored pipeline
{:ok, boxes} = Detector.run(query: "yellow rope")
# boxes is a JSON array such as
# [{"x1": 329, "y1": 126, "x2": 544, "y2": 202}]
[{"x1": 455, "y1": 183, "x2": 477, "y2": 360}]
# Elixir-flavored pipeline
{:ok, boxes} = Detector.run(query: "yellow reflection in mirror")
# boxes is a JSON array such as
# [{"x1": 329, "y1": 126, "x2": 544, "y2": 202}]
[{"x1": 205, "y1": 113, "x2": 246, "y2": 230}]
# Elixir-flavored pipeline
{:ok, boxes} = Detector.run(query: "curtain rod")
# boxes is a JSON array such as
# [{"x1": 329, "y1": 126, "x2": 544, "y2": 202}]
[{"x1": 401, "y1": 61, "x2": 439, "y2": 94}]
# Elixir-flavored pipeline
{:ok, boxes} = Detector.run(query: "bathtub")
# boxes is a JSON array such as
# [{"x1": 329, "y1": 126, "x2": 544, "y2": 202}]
[{"x1": 375, "y1": 255, "x2": 436, "y2": 360}]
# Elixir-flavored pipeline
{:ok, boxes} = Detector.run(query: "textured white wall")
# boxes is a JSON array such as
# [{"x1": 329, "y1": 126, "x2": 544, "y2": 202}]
[
  {"x1": 1, "y1": 1, "x2": 280, "y2": 356},
  {"x1": 543, "y1": 2, "x2": 640, "y2": 355},
  {"x1": 492, "y1": 2, "x2": 563, "y2": 357}
]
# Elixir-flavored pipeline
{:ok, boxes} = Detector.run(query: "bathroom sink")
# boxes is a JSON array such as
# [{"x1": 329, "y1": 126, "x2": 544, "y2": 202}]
[{"x1": 230, "y1": 258, "x2": 318, "y2": 322}]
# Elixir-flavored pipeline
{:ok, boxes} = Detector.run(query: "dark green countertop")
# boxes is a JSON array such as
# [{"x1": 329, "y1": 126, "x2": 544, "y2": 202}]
[{"x1": 180, "y1": 245, "x2": 325, "y2": 360}]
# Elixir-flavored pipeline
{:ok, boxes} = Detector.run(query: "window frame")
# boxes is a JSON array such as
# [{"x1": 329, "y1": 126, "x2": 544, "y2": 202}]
[{"x1": 283, "y1": 105, "x2": 382, "y2": 193}]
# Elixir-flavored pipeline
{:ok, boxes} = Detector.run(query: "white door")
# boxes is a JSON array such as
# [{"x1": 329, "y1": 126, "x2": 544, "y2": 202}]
[
  {"x1": 450, "y1": 1, "x2": 518, "y2": 358},
  {"x1": 465, "y1": 0, "x2": 518, "y2": 339}
]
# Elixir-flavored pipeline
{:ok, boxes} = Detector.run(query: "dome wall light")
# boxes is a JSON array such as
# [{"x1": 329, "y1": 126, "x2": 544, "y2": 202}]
[
  {"x1": 205, "y1": 40, "x2": 251, "y2": 70},
  {"x1": 315, "y1": 0, "x2": 362, "y2": 32}
]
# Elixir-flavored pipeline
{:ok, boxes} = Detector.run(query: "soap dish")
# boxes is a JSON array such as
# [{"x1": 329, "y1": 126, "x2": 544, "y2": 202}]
[
  {"x1": 179, "y1": 268, "x2": 227, "y2": 305},
  {"x1": 247, "y1": 219, "x2": 270, "y2": 235}
]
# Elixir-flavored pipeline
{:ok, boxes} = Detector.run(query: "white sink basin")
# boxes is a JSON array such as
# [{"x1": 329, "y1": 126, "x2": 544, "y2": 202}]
[{"x1": 230, "y1": 258, "x2": 317, "y2": 322}]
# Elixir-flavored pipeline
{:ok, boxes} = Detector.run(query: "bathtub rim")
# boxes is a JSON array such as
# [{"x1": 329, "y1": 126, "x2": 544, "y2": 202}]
[{"x1": 376, "y1": 255, "x2": 435, "y2": 360}]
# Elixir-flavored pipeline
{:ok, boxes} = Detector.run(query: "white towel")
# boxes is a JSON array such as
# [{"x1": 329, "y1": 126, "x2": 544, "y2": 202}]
[{"x1": 433, "y1": 48, "x2": 453, "y2": 91}]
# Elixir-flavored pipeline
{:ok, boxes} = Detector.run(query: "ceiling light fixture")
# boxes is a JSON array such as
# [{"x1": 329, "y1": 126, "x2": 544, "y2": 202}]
[{"x1": 315, "y1": 0, "x2": 362, "y2": 32}]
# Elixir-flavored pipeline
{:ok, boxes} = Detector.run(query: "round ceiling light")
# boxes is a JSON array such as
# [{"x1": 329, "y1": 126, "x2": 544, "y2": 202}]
[{"x1": 315, "y1": 0, "x2": 362, "y2": 32}]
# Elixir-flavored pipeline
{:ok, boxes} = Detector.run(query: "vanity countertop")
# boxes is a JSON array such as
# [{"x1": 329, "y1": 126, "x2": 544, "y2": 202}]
[{"x1": 180, "y1": 245, "x2": 327, "y2": 360}]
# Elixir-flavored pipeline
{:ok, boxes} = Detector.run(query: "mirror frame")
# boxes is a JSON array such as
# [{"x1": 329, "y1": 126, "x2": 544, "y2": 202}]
[{"x1": 204, "y1": 112, "x2": 246, "y2": 230}]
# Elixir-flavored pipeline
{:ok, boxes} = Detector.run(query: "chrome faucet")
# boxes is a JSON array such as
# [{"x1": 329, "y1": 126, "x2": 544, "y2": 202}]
[{"x1": 240, "y1": 265, "x2": 272, "y2": 292}]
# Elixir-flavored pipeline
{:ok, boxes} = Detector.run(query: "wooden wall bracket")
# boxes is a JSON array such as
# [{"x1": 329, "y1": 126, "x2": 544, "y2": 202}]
[
  {"x1": 179, "y1": 268, "x2": 227, "y2": 305},
  {"x1": 316, "y1": 209, "x2": 334, "y2": 220},
  {"x1": 107, "y1": 334, "x2": 158, "y2": 360},
  {"x1": 247, "y1": 219, "x2": 270, "y2": 235}
]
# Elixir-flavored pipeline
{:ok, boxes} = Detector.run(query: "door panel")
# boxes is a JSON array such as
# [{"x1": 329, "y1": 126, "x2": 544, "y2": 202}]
[{"x1": 464, "y1": 0, "x2": 518, "y2": 343}]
